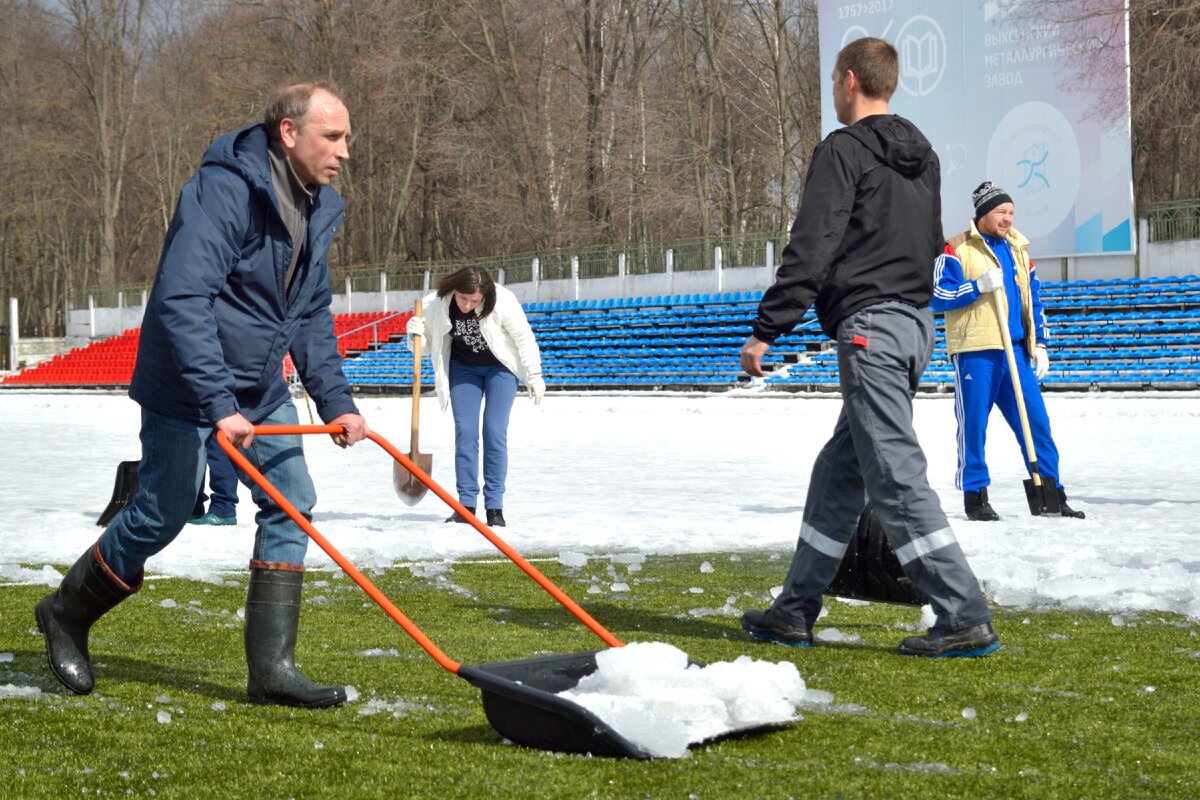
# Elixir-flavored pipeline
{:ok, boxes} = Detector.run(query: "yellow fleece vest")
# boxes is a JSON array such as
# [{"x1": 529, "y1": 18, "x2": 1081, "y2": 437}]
[{"x1": 943, "y1": 222, "x2": 1038, "y2": 356}]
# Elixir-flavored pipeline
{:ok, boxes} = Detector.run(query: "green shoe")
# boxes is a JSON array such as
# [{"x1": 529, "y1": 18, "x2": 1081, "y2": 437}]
[{"x1": 191, "y1": 512, "x2": 236, "y2": 526}]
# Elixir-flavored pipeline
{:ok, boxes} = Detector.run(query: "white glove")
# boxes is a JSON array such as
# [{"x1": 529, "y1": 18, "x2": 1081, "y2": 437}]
[
  {"x1": 528, "y1": 376, "x2": 546, "y2": 405},
  {"x1": 1033, "y1": 345, "x2": 1050, "y2": 379},
  {"x1": 975, "y1": 267, "x2": 1004, "y2": 293},
  {"x1": 406, "y1": 315, "x2": 425, "y2": 340}
]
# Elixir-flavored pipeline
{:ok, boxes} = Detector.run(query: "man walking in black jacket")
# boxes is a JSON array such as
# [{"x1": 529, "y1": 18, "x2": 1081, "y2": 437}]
[{"x1": 739, "y1": 37, "x2": 999, "y2": 658}]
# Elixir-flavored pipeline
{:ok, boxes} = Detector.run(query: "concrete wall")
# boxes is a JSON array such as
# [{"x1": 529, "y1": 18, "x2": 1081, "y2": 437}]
[{"x1": 1138, "y1": 218, "x2": 1200, "y2": 277}]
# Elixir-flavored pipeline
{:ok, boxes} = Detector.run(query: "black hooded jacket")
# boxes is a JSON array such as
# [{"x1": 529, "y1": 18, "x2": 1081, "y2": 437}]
[{"x1": 752, "y1": 114, "x2": 943, "y2": 342}]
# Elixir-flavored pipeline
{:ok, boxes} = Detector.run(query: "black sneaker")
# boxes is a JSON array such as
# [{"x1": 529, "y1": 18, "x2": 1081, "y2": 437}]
[
  {"x1": 445, "y1": 507, "x2": 475, "y2": 524},
  {"x1": 740, "y1": 608, "x2": 813, "y2": 648},
  {"x1": 1058, "y1": 489, "x2": 1085, "y2": 519},
  {"x1": 898, "y1": 622, "x2": 1001, "y2": 658},
  {"x1": 486, "y1": 509, "x2": 506, "y2": 527},
  {"x1": 964, "y1": 489, "x2": 1000, "y2": 522}
]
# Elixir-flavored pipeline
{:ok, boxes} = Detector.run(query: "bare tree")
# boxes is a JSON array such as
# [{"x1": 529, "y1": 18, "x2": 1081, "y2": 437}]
[{"x1": 50, "y1": 0, "x2": 149, "y2": 289}]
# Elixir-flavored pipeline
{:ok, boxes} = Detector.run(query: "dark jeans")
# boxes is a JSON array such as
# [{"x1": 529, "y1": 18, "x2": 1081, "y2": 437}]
[
  {"x1": 192, "y1": 435, "x2": 240, "y2": 518},
  {"x1": 99, "y1": 402, "x2": 318, "y2": 582}
]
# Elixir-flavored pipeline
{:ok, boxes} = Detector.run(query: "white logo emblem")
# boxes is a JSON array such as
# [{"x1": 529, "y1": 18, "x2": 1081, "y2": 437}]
[{"x1": 897, "y1": 16, "x2": 947, "y2": 97}]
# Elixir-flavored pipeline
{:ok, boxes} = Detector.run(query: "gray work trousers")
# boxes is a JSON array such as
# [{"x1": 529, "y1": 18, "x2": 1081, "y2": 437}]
[{"x1": 772, "y1": 302, "x2": 992, "y2": 632}]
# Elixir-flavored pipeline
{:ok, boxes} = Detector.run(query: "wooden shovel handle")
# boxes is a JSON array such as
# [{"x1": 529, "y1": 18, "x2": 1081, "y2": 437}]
[
  {"x1": 411, "y1": 298, "x2": 423, "y2": 452},
  {"x1": 992, "y1": 288, "x2": 1042, "y2": 486}
]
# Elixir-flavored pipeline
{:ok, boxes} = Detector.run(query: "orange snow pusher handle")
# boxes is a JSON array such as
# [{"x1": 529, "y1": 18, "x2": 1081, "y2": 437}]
[{"x1": 216, "y1": 425, "x2": 623, "y2": 677}]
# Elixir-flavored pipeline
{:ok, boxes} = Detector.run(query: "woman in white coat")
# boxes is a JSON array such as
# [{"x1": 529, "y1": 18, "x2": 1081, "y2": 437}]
[{"x1": 406, "y1": 267, "x2": 544, "y2": 527}]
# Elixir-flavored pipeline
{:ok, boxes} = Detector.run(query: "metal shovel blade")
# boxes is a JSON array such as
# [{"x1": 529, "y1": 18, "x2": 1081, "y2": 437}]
[
  {"x1": 394, "y1": 298, "x2": 432, "y2": 505},
  {"x1": 1024, "y1": 476, "x2": 1062, "y2": 516},
  {"x1": 394, "y1": 452, "x2": 433, "y2": 506}
]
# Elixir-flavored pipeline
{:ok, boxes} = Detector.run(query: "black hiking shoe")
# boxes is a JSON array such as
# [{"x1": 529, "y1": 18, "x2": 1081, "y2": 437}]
[
  {"x1": 740, "y1": 608, "x2": 813, "y2": 648},
  {"x1": 486, "y1": 509, "x2": 506, "y2": 527},
  {"x1": 964, "y1": 489, "x2": 1000, "y2": 522},
  {"x1": 445, "y1": 507, "x2": 475, "y2": 524},
  {"x1": 1057, "y1": 489, "x2": 1085, "y2": 519},
  {"x1": 898, "y1": 622, "x2": 1001, "y2": 658}
]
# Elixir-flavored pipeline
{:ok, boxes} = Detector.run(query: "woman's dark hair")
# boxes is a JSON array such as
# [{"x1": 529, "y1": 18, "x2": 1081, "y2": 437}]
[{"x1": 435, "y1": 266, "x2": 497, "y2": 318}]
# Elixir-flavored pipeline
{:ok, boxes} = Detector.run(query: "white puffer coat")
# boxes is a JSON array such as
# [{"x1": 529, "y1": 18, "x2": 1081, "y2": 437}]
[{"x1": 411, "y1": 284, "x2": 542, "y2": 411}]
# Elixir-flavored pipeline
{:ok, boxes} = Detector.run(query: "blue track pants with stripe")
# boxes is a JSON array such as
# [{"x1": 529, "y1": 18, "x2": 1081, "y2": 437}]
[{"x1": 953, "y1": 348, "x2": 1062, "y2": 492}]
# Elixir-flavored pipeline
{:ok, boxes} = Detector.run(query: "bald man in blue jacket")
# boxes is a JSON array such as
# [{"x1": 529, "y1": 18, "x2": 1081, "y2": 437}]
[{"x1": 36, "y1": 82, "x2": 368, "y2": 708}]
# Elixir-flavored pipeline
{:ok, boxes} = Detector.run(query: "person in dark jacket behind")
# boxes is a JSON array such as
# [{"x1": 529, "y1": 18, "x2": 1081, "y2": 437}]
[
  {"x1": 34, "y1": 82, "x2": 369, "y2": 706},
  {"x1": 189, "y1": 435, "x2": 241, "y2": 526},
  {"x1": 738, "y1": 37, "x2": 999, "y2": 659}
]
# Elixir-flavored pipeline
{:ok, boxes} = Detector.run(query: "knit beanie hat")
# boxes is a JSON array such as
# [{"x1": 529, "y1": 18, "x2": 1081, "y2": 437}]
[{"x1": 972, "y1": 181, "x2": 1013, "y2": 221}]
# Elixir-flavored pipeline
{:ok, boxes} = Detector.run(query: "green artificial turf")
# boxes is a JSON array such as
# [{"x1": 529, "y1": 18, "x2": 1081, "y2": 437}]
[{"x1": 1, "y1": 551, "x2": 1197, "y2": 799}]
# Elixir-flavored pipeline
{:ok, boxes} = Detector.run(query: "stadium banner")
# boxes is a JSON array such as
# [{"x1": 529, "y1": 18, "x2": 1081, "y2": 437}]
[{"x1": 817, "y1": 0, "x2": 1134, "y2": 257}]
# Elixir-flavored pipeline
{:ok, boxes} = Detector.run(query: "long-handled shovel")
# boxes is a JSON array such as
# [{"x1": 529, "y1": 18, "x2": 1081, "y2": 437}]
[
  {"x1": 393, "y1": 299, "x2": 433, "y2": 504},
  {"x1": 993, "y1": 288, "x2": 1061, "y2": 516},
  {"x1": 217, "y1": 425, "x2": 792, "y2": 758}
]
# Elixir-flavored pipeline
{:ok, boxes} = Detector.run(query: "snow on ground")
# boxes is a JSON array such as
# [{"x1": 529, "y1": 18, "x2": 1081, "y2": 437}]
[{"x1": 2, "y1": 389, "x2": 1199, "y2": 622}]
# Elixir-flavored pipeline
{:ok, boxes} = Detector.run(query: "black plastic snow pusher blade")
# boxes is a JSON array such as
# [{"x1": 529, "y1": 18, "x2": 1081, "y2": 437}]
[
  {"x1": 456, "y1": 652, "x2": 651, "y2": 759},
  {"x1": 457, "y1": 652, "x2": 794, "y2": 758},
  {"x1": 825, "y1": 505, "x2": 930, "y2": 606},
  {"x1": 97, "y1": 460, "x2": 140, "y2": 527}
]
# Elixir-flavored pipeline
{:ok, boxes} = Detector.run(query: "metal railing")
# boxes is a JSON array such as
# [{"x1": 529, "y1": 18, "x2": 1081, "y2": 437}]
[
  {"x1": 71, "y1": 231, "x2": 787, "y2": 309},
  {"x1": 1146, "y1": 199, "x2": 1200, "y2": 243}
]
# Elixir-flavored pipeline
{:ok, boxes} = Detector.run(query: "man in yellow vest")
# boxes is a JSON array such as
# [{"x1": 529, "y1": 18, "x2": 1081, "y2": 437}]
[{"x1": 932, "y1": 181, "x2": 1085, "y2": 521}]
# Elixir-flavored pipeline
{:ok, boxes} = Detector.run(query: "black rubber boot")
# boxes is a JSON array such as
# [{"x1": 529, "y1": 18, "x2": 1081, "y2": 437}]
[
  {"x1": 1057, "y1": 488, "x2": 1086, "y2": 519},
  {"x1": 964, "y1": 488, "x2": 1000, "y2": 521},
  {"x1": 445, "y1": 507, "x2": 475, "y2": 524},
  {"x1": 244, "y1": 566, "x2": 346, "y2": 708},
  {"x1": 486, "y1": 509, "x2": 506, "y2": 527},
  {"x1": 34, "y1": 543, "x2": 141, "y2": 695}
]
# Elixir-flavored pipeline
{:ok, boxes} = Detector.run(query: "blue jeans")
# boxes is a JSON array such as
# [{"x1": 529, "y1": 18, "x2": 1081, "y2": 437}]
[
  {"x1": 192, "y1": 435, "x2": 240, "y2": 518},
  {"x1": 448, "y1": 360, "x2": 518, "y2": 509},
  {"x1": 99, "y1": 402, "x2": 317, "y2": 582}
]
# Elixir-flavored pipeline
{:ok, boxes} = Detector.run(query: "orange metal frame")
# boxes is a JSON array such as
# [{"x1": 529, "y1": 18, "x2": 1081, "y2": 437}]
[{"x1": 216, "y1": 425, "x2": 623, "y2": 675}]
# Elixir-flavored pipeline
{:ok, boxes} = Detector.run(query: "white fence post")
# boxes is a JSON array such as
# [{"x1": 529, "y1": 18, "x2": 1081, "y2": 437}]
[
  {"x1": 8, "y1": 297, "x2": 17, "y2": 371},
  {"x1": 380, "y1": 272, "x2": 388, "y2": 313},
  {"x1": 88, "y1": 295, "x2": 96, "y2": 339},
  {"x1": 617, "y1": 252, "x2": 626, "y2": 279},
  {"x1": 345, "y1": 278, "x2": 352, "y2": 313},
  {"x1": 423, "y1": 269, "x2": 432, "y2": 292},
  {"x1": 571, "y1": 256, "x2": 580, "y2": 301},
  {"x1": 765, "y1": 239, "x2": 775, "y2": 270},
  {"x1": 714, "y1": 245, "x2": 724, "y2": 292},
  {"x1": 498, "y1": 267, "x2": 506, "y2": 285},
  {"x1": 665, "y1": 248, "x2": 674, "y2": 275}
]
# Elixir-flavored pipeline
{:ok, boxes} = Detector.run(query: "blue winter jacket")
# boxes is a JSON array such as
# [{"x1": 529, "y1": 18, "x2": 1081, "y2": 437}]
[{"x1": 130, "y1": 124, "x2": 358, "y2": 426}]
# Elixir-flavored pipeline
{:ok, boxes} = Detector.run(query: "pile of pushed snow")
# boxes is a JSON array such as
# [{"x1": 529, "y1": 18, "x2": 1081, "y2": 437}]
[{"x1": 558, "y1": 641, "x2": 815, "y2": 758}]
